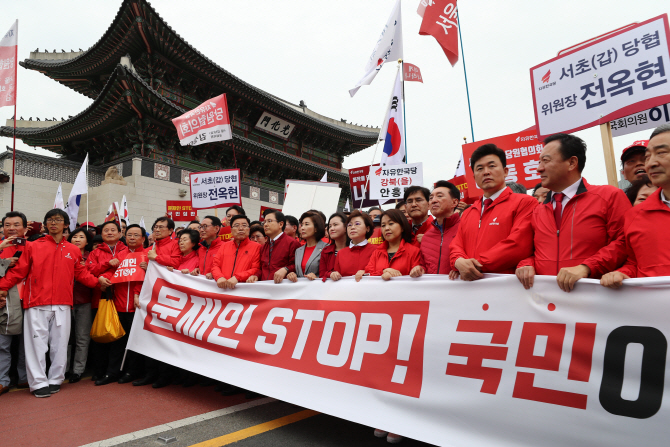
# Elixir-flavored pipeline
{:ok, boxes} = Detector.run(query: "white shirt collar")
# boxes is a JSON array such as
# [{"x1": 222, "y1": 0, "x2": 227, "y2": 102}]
[
  {"x1": 349, "y1": 239, "x2": 369, "y2": 248},
  {"x1": 661, "y1": 190, "x2": 670, "y2": 208},
  {"x1": 272, "y1": 232, "x2": 283, "y2": 242},
  {"x1": 553, "y1": 177, "x2": 582, "y2": 202}
]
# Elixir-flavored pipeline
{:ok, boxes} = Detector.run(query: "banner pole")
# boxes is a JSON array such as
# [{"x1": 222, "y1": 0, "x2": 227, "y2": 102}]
[
  {"x1": 600, "y1": 122, "x2": 618, "y2": 187},
  {"x1": 457, "y1": 12, "x2": 475, "y2": 142},
  {"x1": 400, "y1": 59, "x2": 408, "y2": 163},
  {"x1": 10, "y1": 21, "x2": 18, "y2": 212}
]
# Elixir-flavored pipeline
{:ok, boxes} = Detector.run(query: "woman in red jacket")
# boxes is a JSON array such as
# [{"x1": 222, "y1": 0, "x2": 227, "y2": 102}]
[
  {"x1": 319, "y1": 212, "x2": 349, "y2": 279},
  {"x1": 168, "y1": 229, "x2": 200, "y2": 274},
  {"x1": 331, "y1": 210, "x2": 377, "y2": 281},
  {"x1": 355, "y1": 209, "x2": 425, "y2": 282}
]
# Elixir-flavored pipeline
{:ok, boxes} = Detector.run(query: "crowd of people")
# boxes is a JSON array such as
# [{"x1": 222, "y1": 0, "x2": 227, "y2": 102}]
[{"x1": 0, "y1": 124, "x2": 668, "y2": 444}]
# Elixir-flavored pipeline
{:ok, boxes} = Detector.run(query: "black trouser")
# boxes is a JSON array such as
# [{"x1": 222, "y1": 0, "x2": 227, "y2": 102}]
[
  {"x1": 144, "y1": 357, "x2": 174, "y2": 382},
  {"x1": 106, "y1": 312, "x2": 139, "y2": 377}
]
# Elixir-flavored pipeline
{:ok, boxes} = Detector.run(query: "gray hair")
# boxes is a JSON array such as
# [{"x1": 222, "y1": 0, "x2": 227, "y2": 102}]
[
  {"x1": 506, "y1": 182, "x2": 527, "y2": 194},
  {"x1": 650, "y1": 123, "x2": 670, "y2": 140}
]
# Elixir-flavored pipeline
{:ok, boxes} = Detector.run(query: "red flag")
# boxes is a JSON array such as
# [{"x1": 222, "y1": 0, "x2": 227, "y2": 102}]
[
  {"x1": 105, "y1": 202, "x2": 121, "y2": 226},
  {"x1": 419, "y1": 0, "x2": 459, "y2": 67},
  {"x1": 403, "y1": 63, "x2": 424, "y2": 83},
  {"x1": 0, "y1": 21, "x2": 18, "y2": 108}
]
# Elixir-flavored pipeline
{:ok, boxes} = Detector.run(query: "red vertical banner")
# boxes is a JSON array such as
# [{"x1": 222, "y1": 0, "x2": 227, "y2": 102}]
[
  {"x1": 0, "y1": 21, "x2": 18, "y2": 107},
  {"x1": 461, "y1": 128, "x2": 542, "y2": 199},
  {"x1": 418, "y1": 1, "x2": 459, "y2": 66},
  {"x1": 348, "y1": 164, "x2": 380, "y2": 209}
]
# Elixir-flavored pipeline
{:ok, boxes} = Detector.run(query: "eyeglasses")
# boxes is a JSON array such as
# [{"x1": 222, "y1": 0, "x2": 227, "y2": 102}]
[
  {"x1": 232, "y1": 224, "x2": 249, "y2": 229},
  {"x1": 264, "y1": 219, "x2": 276, "y2": 224},
  {"x1": 200, "y1": 224, "x2": 211, "y2": 229},
  {"x1": 46, "y1": 219, "x2": 65, "y2": 224},
  {"x1": 153, "y1": 225, "x2": 168, "y2": 230}
]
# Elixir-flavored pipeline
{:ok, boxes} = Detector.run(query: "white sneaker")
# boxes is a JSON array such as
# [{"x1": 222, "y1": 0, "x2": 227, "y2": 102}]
[
  {"x1": 374, "y1": 428, "x2": 389, "y2": 438},
  {"x1": 387, "y1": 433, "x2": 403, "y2": 444}
]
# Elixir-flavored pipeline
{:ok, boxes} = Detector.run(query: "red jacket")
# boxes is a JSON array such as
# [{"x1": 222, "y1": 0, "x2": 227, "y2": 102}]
[
  {"x1": 259, "y1": 233, "x2": 301, "y2": 281},
  {"x1": 197, "y1": 237, "x2": 224, "y2": 275},
  {"x1": 421, "y1": 213, "x2": 460, "y2": 274},
  {"x1": 319, "y1": 244, "x2": 338, "y2": 279},
  {"x1": 106, "y1": 246, "x2": 147, "y2": 313},
  {"x1": 449, "y1": 187, "x2": 538, "y2": 274},
  {"x1": 211, "y1": 238, "x2": 261, "y2": 282},
  {"x1": 517, "y1": 179, "x2": 630, "y2": 277},
  {"x1": 412, "y1": 215, "x2": 434, "y2": 237},
  {"x1": 178, "y1": 250, "x2": 200, "y2": 272},
  {"x1": 89, "y1": 242, "x2": 135, "y2": 312},
  {"x1": 365, "y1": 239, "x2": 424, "y2": 276},
  {"x1": 154, "y1": 236, "x2": 181, "y2": 268},
  {"x1": 0, "y1": 235, "x2": 99, "y2": 308},
  {"x1": 73, "y1": 251, "x2": 92, "y2": 306},
  {"x1": 333, "y1": 242, "x2": 378, "y2": 277},
  {"x1": 616, "y1": 189, "x2": 670, "y2": 278},
  {"x1": 0, "y1": 242, "x2": 29, "y2": 300}
]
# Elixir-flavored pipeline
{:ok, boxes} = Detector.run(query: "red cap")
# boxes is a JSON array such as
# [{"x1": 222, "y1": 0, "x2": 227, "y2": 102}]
[
  {"x1": 81, "y1": 221, "x2": 95, "y2": 228},
  {"x1": 621, "y1": 140, "x2": 648, "y2": 161}
]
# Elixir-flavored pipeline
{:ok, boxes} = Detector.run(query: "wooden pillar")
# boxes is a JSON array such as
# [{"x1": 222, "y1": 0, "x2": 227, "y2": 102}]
[{"x1": 599, "y1": 122, "x2": 619, "y2": 187}]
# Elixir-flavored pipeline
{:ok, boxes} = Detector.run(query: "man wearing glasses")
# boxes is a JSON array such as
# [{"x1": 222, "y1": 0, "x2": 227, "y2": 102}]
[
  {"x1": 247, "y1": 211, "x2": 300, "y2": 283},
  {"x1": 193, "y1": 216, "x2": 223, "y2": 279},
  {"x1": 147, "y1": 217, "x2": 181, "y2": 268},
  {"x1": 212, "y1": 215, "x2": 261, "y2": 289},
  {"x1": 0, "y1": 209, "x2": 111, "y2": 398}
]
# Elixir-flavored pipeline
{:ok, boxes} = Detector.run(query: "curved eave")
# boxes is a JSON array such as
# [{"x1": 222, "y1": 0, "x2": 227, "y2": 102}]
[{"x1": 21, "y1": 0, "x2": 378, "y2": 148}]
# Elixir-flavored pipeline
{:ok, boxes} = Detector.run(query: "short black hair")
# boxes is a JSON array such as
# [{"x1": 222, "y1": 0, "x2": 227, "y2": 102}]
[
  {"x1": 250, "y1": 225, "x2": 265, "y2": 237},
  {"x1": 543, "y1": 133, "x2": 587, "y2": 172},
  {"x1": 433, "y1": 180, "x2": 460, "y2": 203},
  {"x1": 265, "y1": 210, "x2": 286, "y2": 230},
  {"x1": 125, "y1": 224, "x2": 148, "y2": 247},
  {"x1": 300, "y1": 212, "x2": 326, "y2": 241},
  {"x1": 189, "y1": 220, "x2": 200, "y2": 226},
  {"x1": 404, "y1": 186, "x2": 430, "y2": 201},
  {"x1": 249, "y1": 220, "x2": 261, "y2": 227},
  {"x1": 202, "y1": 215, "x2": 222, "y2": 227},
  {"x1": 120, "y1": 219, "x2": 127, "y2": 225},
  {"x1": 394, "y1": 200, "x2": 406, "y2": 209},
  {"x1": 533, "y1": 182, "x2": 543, "y2": 194},
  {"x1": 230, "y1": 214, "x2": 250, "y2": 227},
  {"x1": 625, "y1": 175, "x2": 655, "y2": 205},
  {"x1": 3, "y1": 211, "x2": 27, "y2": 228},
  {"x1": 179, "y1": 229, "x2": 201, "y2": 250},
  {"x1": 346, "y1": 210, "x2": 374, "y2": 239},
  {"x1": 152, "y1": 216, "x2": 175, "y2": 231},
  {"x1": 327, "y1": 212, "x2": 349, "y2": 243},
  {"x1": 67, "y1": 227, "x2": 92, "y2": 247},
  {"x1": 262, "y1": 208, "x2": 277, "y2": 218},
  {"x1": 307, "y1": 209, "x2": 328, "y2": 226},
  {"x1": 101, "y1": 220, "x2": 121, "y2": 232},
  {"x1": 227, "y1": 205, "x2": 246, "y2": 216},
  {"x1": 285, "y1": 215, "x2": 299, "y2": 228},
  {"x1": 380, "y1": 209, "x2": 413, "y2": 244},
  {"x1": 470, "y1": 144, "x2": 507, "y2": 171},
  {"x1": 44, "y1": 209, "x2": 70, "y2": 226}
]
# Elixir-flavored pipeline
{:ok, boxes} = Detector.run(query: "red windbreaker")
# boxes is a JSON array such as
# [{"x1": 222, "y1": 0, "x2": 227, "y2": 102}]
[
  {"x1": 177, "y1": 250, "x2": 200, "y2": 272},
  {"x1": 211, "y1": 238, "x2": 261, "y2": 282},
  {"x1": 365, "y1": 240, "x2": 424, "y2": 276},
  {"x1": 89, "y1": 242, "x2": 134, "y2": 312},
  {"x1": 154, "y1": 236, "x2": 181, "y2": 268},
  {"x1": 0, "y1": 242, "x2": 30, "y2": 299},
  {"x1": 197, "y1": 237, "x2": 224, "y2": 275},
  {"x1": 616, "y1": 189, "x2": 670, "y2": 278},
  {"x1": 0, "y1": 235, "x2": 99, "y2": 308},
  {"x1": 421, "y1": 213, "x2": 460, "y2": 274},
  {"x1": 333, "y1": 242, "x2": 378, "y2": 277},
  {"x1": 449, "y1": 187, "x2": 538, "y2": 274},
  {"x1": 412, "y1": 215, "x2": 434, "y2": 237},
  {"x1": 104, "y1": 246, "x2": 147, "y2": 313},
  {"x1": 517, "y1": 179, "x2": 630, "y2": 277}
]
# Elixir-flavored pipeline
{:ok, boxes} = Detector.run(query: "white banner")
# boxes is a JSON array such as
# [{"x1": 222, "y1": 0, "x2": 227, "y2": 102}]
[
  {"x1": 128, "y1": 264, "x2": 670, "y2": 447},
  {"x1": 530, "y1": 14, "x2": 670, "y2": 138},
  {"x1": 611, "y1": 102, "x2": 670, "y2": 137},
  {"x1": 369, "y1": 162, "x2": 423, "y2": 200},
  {"x1": 189, "y1": 169, "x2": 242, "y2": 210},
  {"x1": 172, "y1": 94, "x2": 232, "y2": 146}
]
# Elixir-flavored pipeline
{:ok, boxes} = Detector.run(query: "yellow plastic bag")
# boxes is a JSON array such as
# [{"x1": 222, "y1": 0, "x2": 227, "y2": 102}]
[{"x1": 90, "y1": 298, "x2": 126, "y2": 343}]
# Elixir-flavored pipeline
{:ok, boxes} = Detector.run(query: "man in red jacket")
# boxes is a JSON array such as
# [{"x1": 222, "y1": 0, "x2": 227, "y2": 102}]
[
  {"x1": 602, "y1": 125, "x2": 670, "y2": 287},
  {"x1": 516, "y1": 133, "x2": 631, "y2": 292},
  {"x1": 194, "y1": 215, "x2": 223, "y2": 279},
  {"x1": 248, "y1": 211, "x2": 300, "y2": 283},
  {"x1": 147, "y1": 217, "x2": 181, "y2": 268},
  {"x1": 421, "y1": 181, "x2": 461, "y2": 274},
  {"x1": 0, "y1": 209, "x2": 110, "y2": 398},
  {"x1": 213, "y1": 215, "x2": 261, "y2": 289},
  {"x1": 404, "y1": 186, "x2": 434, "y2": 243},
  {"x1": 450, "y1": 144, "x2": 538, "y2": 280}
]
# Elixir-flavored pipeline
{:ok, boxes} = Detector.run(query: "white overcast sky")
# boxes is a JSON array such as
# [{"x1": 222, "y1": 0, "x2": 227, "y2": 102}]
[{"x1": 2, "y1": 0, "x2": 668, "y2": 188}]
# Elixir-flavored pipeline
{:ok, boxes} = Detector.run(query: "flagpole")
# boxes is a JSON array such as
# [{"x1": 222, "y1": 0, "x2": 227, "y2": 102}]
[
  {"x1": 400, "y1": 59, "x2": 408, "y2": 163},
  {"x1": 10, "y1": 20, "x2": 18, "y2": 211},
  {"x1": 457, "y1": 13, "x2": 475, "y2": 142}
]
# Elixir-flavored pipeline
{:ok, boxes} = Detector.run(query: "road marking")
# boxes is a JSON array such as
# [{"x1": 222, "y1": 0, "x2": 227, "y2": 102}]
[
  {"x1": 189, "y1": 409, "x2": 320, "y2": 447},
  {"x1": 79, "y1": 397, "x2": 276, "y2": 447}
]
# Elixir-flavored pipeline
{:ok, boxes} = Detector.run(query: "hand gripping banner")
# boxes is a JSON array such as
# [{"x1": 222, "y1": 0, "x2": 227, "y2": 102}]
[{"x1": 128, "y1": 263, "x2": 670, "y2": 447}]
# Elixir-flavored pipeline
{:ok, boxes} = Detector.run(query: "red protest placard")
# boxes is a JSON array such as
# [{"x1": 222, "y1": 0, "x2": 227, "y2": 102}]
[
  {"x1": 171, "y1": 93, "x2": 232, "y2": 146},
  {"x1": 166, "y1": 200, "x2": 197, "y2": 222},
  {"x1": 403, "y1": 63, "x2": 423, "y2": 83},
  {"x1": 349, "y1": 164, "x2": 380, "y2": 209},
  {"x1": 218, "y1": 225, "x2": 233, "y2": 243},
  {"x1": 447, "y1": 175, "x2": 477, "y2": 204},
  {"x1": 111, "y1": 252, "x2": 147, "y2": 284},
  {"x1": 461, "y1": 128, "x2": 543, "y2": 199},
  {"x1": 259, "y1": 206, "x2": 281, "y2": 222}
]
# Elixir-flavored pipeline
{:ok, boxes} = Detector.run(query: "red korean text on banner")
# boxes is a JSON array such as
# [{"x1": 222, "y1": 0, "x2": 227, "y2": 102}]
[
  {"x1": 218, "y1": 225, "x2": 233, "y2": 243},
  {"x1": 144, "y1": 278, "x2": 428, "y2": 397},
  {"x1": 259, "y1": 206, "x2": 281, "y2": 222},
  {"x1": 172, "y1": 93, "x2": 232, "y2": 146},
  {"x1": 403, "y1": 63, "x2": 423, "y2": 83},
  {"x1": 348, "y1": 164, "x2": 380, "y2": 208},
  {"x1": 166, "y1": 200, "x2": 197, "y2": 222},
  {"x1": 111, "y1": 252, "x2": 147, "y2": 284},
  {"x1": 462, "y1": 128, "x2": 542, "y2": 199},
  {"x1": 368, "y1": 226, "x2": 384, "y2": 246},
  {"x1": 419, "y1": 0, "x2": 459, "y2": 67}
]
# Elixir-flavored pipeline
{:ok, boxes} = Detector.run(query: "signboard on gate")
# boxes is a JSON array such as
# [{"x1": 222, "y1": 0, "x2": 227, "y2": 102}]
[
  {"x1": 530, "y1": 14, "x2": 670, "y2": 139},
  {"x1": 189, "y1": 169, "x2": 242, "y2": 210},
  {"x1": 461, "y1": 128, "x2": 543, "y2": 199}
]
